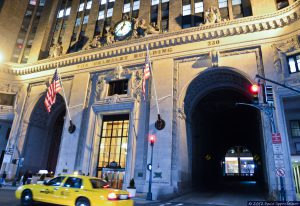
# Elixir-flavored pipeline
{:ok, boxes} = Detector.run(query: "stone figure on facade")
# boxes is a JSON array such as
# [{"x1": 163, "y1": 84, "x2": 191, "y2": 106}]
[
  {"x1": 86, "y1": 35, "x2": 101, "y2": 50},
  {"x1": 95, "y1": 76, "x2": 105, "y2": 101},
  {"x1": 204, "y1": 6, "x2": 222, "y2": 24},
  {"x1": 271, "y1": 45, "x2": 282, "y2": 73},
  {"x1": 104, "y1": 26, "x2": 115, "y2": 45},
  {"x1": 131, "y1": 70, "x2": 143, "y2": 100},
  {"x1": 50, "y1": 42, "x2": 63, "y2": 58},
  {"x1": 147, "y1": 22, "x2": 160, "y2": 35},
  {"x1": 135, "y1": 19, "x2": 148, "y2": 37}
]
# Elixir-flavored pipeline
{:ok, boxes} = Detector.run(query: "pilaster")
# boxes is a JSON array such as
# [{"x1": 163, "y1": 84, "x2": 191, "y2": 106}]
[{"x1": 56, "y1": 72, "x2": 90, "y2": 174}]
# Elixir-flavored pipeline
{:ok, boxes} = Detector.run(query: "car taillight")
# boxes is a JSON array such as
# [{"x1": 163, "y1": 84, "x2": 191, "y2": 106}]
[{"x1": 108, "y1": 192, "x2": 118, "y2": 200}]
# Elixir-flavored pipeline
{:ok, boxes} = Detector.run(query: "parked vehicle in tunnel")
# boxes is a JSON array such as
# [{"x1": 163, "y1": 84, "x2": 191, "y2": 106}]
[{"x1": 15, "y1": 174, "x2": 133, "y2": 206}]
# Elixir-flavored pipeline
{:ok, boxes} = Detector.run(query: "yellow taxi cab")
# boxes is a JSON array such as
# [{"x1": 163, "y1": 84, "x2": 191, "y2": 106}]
[{"x1": 15, "y1": 174, "x2": 134, "y2": 206}]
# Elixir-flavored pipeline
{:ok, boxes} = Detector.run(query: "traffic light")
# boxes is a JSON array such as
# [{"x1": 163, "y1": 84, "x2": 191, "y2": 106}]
[
  {"x1": 264, "y1": 85, "x2": 274, "y2": 105},
  {"x1": 250, "y1": 84, "x2": 259, "y2": 104},
  {"x1": 149, "y1": 134, "x2": 156, "y2": 146}
]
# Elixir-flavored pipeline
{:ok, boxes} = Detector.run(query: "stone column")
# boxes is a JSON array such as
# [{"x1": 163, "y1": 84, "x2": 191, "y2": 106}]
[
  {"x1": 29, "y1": 0, "x2": 60, "y2": 62},
  {"x1": 111, "y1": 0, "x2": 123, "y2": 27},
  {"x1": 84, "y1": 0, "x2": 100, "y2": 40},
  {"x1": 56, "y1": 72, "x2": 90, "y2": 175},
  {"x1": 61, "y1": 0, "x2": 81, "y2": 54},
  {"x1": 139, "y1": 0, "x2": 151, "y2": 24},
  {"x1": 203, "y1": 0, "x2": 218, "y2": 10},
  {"x1": 168, "y1": 0, "x2": 181, "y2": 32}
]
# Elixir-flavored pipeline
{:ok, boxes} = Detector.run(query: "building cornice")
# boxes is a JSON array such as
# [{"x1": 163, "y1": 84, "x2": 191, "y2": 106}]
[{"x1": 4, "y1": 0, "x2": 300, "y2": 76}]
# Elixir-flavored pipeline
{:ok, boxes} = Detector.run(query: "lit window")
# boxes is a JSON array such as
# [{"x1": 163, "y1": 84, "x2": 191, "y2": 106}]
[
  {"x1": 162, "y1": 0, "x2": 169, "y2": 3},
  {"x1": 218, "y1": 0, "x2": 227, "y2": 8},
  {"x1": 123, "y1": 3, "x2": 130, "y2": 13},
  {"x1": 288, "y1": 54, "x2": 300, "y2": 74},
  {"x1": 195, "y1": 2, "x2": 203, "y2": 13},
  {"x1": 133, "y1": 1, "x2": 140, "y2": 11},
  {"x1": 296, "y1": 143, "x2": 300, "y2": 152},
  {"x1": 232, "y1": 0, "x2": 241, "y2": 5},
  {"x1": 182, "y1": 4, "x2": 191, "y2": 16},
  {"x1": 291, "y1": 121, "x2": 300, "y2": 137},
  {"x1": 151, "y1": 0, "x2": 159, "y2": 6},
  {"x1": 86, "y1": 1, "x2": 92, "y2": 9},
  {"x1": 109, "y1": 0, "x2": 115, "y2": 2},
  {"x1": 83, "y1": 15, "x2": 89, "y2": 24},
  {"x1": 39, "y1": 0, "x2": 46, "y2": 6},
  {"x1": 65, "y1": 7, "x2": 71, "y2": 16},
  {"x1": 98, "y1": 11, "x2": 105, "y2": 20},
  {"x1": 57, "y1": 9, "x2": 64, "y2": 18},
  {"x1": 75, "y1": 18, "x2": 81, "y2": 26},
  {"x1": 30, "y1": 0, "x2": 37, "y2": 5},
  {"x1": 107, "y1": 8, "x2": 113, "y2": 17},
  {"x1": 101, "y1": 0, "x2": 107, "y2": 5},
  {"x1": 78, "y1": 3, "x2": 85, "y2": 11},
  {"x1": 17, "y1": 39, "x2": 24, "y2": 44}
]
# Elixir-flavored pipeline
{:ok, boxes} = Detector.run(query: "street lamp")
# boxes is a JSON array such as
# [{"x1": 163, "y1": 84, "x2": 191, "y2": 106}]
[{"x1": 146, "y1": 134, "x2": 156, "y2": 200}]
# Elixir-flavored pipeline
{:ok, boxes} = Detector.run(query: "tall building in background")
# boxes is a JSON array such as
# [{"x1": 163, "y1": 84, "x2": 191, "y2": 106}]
[{"x1": 0, "y1": 0, "x2": 300, "y2": 201}]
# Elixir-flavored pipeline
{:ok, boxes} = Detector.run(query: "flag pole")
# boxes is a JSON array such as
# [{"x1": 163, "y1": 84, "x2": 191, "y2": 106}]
[
  {"x1": 147, "y1": 45, "x2": 165, "y2": 130},
  {"x1": 56, "y1": 64, "x2": 76, "y2": 133}
]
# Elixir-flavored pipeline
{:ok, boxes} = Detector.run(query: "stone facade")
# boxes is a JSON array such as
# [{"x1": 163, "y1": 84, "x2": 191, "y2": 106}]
[{"x1": 0, "y1": 0, "x2": 300, "y2": 201}]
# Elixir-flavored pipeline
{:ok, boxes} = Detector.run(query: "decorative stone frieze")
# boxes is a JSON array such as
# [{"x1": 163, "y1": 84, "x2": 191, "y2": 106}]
[
  {"x1": 271, "y1": 35, "x2": 300, "y2": 73},
  {"x1": 0, "y1": 105, "x2": 13, "y2": 113},
  {"x1": 0, "y1": 83, "x2": 22, "y2": 94},
  {"x1": 3, "y1": 1, "x2": 300, "y2": 76}
]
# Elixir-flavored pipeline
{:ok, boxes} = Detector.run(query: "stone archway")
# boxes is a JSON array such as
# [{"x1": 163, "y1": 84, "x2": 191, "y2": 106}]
[
  {"x1": 181, "y1": 67, "x2": 268, "y2": 193},
  {"x1": 21, "y1": 93, "x2": 66, "y2": 174}
]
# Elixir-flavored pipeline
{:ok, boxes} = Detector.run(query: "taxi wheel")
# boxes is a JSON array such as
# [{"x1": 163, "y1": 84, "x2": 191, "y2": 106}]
[
  {"x1": 21, "y1": 189, "x2": 33, "y2": 206},
  {"x1": 75, "y1": 197, "x2": 90, "y2": 206}
]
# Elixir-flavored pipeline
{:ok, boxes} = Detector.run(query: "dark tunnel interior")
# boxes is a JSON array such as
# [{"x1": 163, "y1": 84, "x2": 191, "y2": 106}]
[{"x1": 191, "y1": 88, "x2": 267, "y2": 192}]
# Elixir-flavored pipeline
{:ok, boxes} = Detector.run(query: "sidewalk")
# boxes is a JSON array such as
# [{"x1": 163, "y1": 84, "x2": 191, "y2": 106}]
[
  {"x1": 0, "y1": 181, "x2": 19, "y2": 190},
  {"x1": 132, "y1": 193, "x2": 160, "y2": 205}
]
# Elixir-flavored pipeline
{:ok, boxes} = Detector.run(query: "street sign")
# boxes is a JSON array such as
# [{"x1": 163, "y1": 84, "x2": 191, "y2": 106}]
[
  {"x1": 3, "y1": 154, "x2": 12, "y2": 163},
  {"x1": 273, "y1": 144, "x2": 283, "y2": 154},
  {"x1": 272, "y1": 133, "x2": 282, "y2": 144},
  {"x1": 276, "y1": 168, "x2": 285, "y2": 177}
]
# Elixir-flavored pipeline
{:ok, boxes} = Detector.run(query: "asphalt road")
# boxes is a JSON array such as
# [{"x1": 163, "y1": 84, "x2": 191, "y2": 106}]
[{"x1": 0, "y1": 189, "x2": 210, "y2": 206}]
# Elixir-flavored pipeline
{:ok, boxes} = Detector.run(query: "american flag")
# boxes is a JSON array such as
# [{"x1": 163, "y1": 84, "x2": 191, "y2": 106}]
[
  {"x1": 44, "y1": 69, "x2": 62, "y2": 113},
  {"x1": 142, "y1": 47, "x2": 151, "y2": 100}
]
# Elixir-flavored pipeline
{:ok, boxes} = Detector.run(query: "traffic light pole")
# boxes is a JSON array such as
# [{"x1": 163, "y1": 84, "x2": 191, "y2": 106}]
[
  {"x1": 146, "y1": 142, "x2": 154, "y2": 201},
  {"x1": 236, "y1": 102, "x2": 286, "y2": 201}
]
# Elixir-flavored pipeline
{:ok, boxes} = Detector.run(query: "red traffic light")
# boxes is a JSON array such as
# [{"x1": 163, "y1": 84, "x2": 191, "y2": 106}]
[
  {"x1": 250, "y1": 84, "x2": 259, "y2": 93},
  {"x1": 149, "y1": 134, "x2": 156, "y2": 145}
]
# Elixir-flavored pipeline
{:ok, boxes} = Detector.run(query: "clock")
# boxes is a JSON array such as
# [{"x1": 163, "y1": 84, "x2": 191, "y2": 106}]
[{"x1": 114, "y1": 20, "x2": 133, "y2": 41}]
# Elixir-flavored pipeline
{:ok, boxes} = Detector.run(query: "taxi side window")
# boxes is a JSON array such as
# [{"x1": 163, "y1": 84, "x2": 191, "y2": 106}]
[
  {"x1": 63, "y1": 177, "x2": 82, "y2": 188},
  {"x1": 46, "y1": 176, "x2": 66, "y2": 186}
]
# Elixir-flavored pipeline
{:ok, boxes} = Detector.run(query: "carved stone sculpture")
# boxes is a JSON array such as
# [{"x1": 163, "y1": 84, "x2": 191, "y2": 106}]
[
  {"x1": 204, "y1": 6, "x2": 222, "y2": 24},
  {"x1": 95, "y1": 76, "x2": 105, "y2": 101},
  {"x1": 147, "y1": 22, "x2": 160, "y2": 35},
  {"x1": 50, "y1": 42, "x2": 63, "y2": 58},
  {"x1": 104, "y1": 26, "x2": 115, "y2": 45},
  {"x1": 86, "y1": 35, "x2": 101, "y2": 50}
]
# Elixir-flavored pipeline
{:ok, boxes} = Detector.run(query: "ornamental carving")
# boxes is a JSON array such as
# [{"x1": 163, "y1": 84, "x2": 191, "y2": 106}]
[
  {"x1": 131, "y1": 70, "x2": 143, "y2": 101},
  {"x1": 271, "y1": 36, "x2": 300, "y2": 73},
  {"x1": 0, "y1": 83, "x2": 21, "y2": 94},
  {"x1": 105, "y1": 94, "x2": 121, "y2": 104},
  {"x1": 106, "y1": 65, "x2": 130, "y2": 80},
  {"x1": 204, "y1": 6, "x2": 222, "y2": 24},
  {"x1": 50, "y1": 42, "x2": 63, "y2": 58}
]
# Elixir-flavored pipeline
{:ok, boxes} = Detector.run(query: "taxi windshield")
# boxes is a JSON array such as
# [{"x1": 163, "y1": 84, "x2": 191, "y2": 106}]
[{"x1": 90, "y1": 179, "x2": 110, "y2": 189}]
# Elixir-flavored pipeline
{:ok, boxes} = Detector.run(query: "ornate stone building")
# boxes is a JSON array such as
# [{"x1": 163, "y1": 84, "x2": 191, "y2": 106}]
[{"x1": 0, "y1": 0, "x2": 300, "y2": 201}]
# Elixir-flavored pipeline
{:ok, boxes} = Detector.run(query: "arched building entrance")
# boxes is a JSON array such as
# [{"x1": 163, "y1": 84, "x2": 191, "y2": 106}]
[
  {"x1": 183, "y1": 68, "x2": 267, "y2": 193},
  {"x1": 21, "y1": 93, "x2": 66, "y2": 174}
]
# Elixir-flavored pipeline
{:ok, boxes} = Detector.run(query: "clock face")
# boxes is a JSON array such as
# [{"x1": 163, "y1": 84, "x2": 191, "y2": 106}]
[{"x1": 114, "y1": 20, "x2": 133, "y2": 41}]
